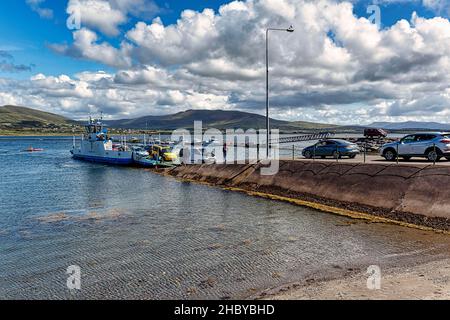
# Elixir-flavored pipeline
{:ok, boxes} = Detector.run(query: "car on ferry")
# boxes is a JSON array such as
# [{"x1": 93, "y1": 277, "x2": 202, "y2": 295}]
[
  {"x1": 380, "y1": 132, "x2": 450, "y2": 162},
  {"x1": 302, "y1": 139, "x2": 360, "y2": 159},
  {"x1": 149, "y1": 145, "x2": 178, "y2": 162}
]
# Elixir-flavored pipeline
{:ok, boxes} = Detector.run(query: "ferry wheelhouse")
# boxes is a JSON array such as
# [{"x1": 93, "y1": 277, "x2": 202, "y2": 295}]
[{"x1": 71, "y1": 118, "x2": 133, "y2": 165}]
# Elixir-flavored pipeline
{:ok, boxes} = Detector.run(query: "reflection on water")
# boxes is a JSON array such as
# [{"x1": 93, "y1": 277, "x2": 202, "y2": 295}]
[{"x1": 1, "y1": 137, "x2": 450, "y2": 299}]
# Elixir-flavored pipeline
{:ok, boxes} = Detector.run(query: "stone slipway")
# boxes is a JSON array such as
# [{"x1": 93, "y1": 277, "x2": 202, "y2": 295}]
[{"x1": 161, "y1": 161, "x2": 450, "y2": 232}]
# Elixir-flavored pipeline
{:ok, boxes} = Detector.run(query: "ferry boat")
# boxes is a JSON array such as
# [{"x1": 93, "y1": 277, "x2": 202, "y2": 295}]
[{"x1": 71, "y1": 118, "x2": 133, "y2": 165}]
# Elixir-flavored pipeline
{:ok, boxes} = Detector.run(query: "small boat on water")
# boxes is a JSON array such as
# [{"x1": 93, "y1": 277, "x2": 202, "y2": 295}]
[
  {"x1": 132, "y1": 148, "x2": 175, "y2": 168},
  {"x1": 131, "y1": 146, "x2": 154, "y2": 167},
  {"x1": 24, "y1": 146, "x2": 44, "y2": 152},
  {"x1": 129, "y1": 137, "x2": 141, "y2": 143},
  {"x1": 71, "y1": 117, "x2": 133, "y2": 165},
  {"x1": 133, "y1": 154, "x2": 159, "y2": 167}
]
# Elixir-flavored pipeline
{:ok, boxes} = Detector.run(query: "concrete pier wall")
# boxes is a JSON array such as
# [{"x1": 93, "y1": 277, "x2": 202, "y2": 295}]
[{"x1": 165, "y1": 161, "x2": 450, "y2": 231}]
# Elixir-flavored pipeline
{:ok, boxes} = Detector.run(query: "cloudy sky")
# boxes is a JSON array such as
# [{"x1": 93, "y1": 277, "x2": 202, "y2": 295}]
[{"x1": 1, "y1": 0, "x2": 450, "y2": 124}]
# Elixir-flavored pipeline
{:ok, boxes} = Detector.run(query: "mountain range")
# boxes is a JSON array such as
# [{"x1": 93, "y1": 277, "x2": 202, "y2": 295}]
[
  {"x1": 368, "y1": 121, "x2": 450, "y2": 131},
  {"x1": 2, "y1": 105, "x2": 450, "y2": 132},
  {"x1": 104, "y1": 109, "x2": 336, "y2": 130},
  {"x1": 0, "y1": 106, "x2": 336, "y2": 131}
]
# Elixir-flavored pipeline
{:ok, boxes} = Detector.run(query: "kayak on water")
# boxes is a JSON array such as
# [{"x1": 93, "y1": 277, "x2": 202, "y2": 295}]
[{"x1": 23, "y1": 146, "x2": 44, "y2": 152}]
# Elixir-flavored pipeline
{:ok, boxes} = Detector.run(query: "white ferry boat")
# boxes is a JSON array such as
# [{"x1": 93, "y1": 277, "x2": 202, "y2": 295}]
[{"x1": 71, "y1": 118, "x2": 133, "y2": 165}]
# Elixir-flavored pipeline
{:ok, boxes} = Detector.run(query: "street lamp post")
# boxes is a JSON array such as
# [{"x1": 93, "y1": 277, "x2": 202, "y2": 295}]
[{"x1": 265, "y1": 26, "x2": 294, "y2": 158}]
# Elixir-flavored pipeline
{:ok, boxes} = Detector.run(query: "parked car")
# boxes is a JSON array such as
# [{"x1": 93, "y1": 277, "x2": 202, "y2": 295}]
[
  {"x1": 302, "y1": 139, "x2": 360, "y2": 159},
  {"x1": 379, "y1": 132, "x2": 450, "y2": 162},
  {"x1": 179, "y1": 146, "x2": 216, "y2": 164},
  {"x1": 364, "y1": 128, "x2": 388, "y2": 138}
]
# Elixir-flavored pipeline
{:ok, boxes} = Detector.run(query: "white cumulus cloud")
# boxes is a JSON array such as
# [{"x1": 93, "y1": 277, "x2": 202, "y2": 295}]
[
  {"x1": 66, "y1": 0, "x2": 160, "y2": 36},
  {"x1": 6, "y1": 0, "x2": 450, "y2": 124}
]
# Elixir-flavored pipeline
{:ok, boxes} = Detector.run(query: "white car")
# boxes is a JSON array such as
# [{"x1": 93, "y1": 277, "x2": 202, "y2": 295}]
[
  {"x1": 380, "y1": 132, "x2": 450, "y2": 162},
  {"x1": 179, "y1": 147, "x2": 217, "y2": 164}
]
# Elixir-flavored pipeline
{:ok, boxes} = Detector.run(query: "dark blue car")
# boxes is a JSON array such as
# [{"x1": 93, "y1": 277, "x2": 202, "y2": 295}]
[{"x1": 302, "y1": 139, "x2": 360, "y2": 159}]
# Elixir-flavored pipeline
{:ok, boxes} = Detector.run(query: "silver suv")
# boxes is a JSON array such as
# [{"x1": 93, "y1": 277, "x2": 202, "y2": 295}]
[{"x1": 380, "y1": 132, "x2": 450, "y2": 162}]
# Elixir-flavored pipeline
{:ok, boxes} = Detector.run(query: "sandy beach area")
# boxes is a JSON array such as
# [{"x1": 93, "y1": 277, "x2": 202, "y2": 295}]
[{"x1": 262, "y1": 258, "x2": 450, "y2": 300}]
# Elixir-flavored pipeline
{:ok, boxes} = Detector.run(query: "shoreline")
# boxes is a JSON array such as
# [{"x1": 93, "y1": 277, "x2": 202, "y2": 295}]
[
  {"x1": 151, "y1": 165, "x2": 450, "y2": 300},
  {"x1": 156, "y1": 162, "x2": 450, "y2": 232},
  {"x1": 0, "y1": 133, "x2": 77, "y2": 137},
  {"x1": 153, "y1": 169, "x2": 450, "y2": 234},
  {"x1": 225, "y1": 186, "x2": 450, "y2": 234},
  {"x1": 260, "y1": 257, "x2": 450, "y2": 300}
]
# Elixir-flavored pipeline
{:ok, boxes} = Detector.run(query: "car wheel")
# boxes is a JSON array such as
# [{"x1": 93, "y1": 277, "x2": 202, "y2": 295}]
[
  {"x1": 349, "y1": 154, "x2": 356, "y2": 159},
  {"x1": 446, "y1": 157, "x2": 450, "y2": 161},
  {"x1": 321, "y1": 156, "x2": 325, "y2": 159},
  {"x1": 426, "y1": 149, "x2": 441, "y2": 162},
  {"x1": 383, "y1": 149, "x2": 397, "y2": 161},
  {"x1": 304, "y1": 150, "x2": 312, "y2": 159}
]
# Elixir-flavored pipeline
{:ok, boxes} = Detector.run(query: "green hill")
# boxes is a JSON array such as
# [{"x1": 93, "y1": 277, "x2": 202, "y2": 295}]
[{"x1": 0, "y1": 105, "x2": 74, "y2": 128}]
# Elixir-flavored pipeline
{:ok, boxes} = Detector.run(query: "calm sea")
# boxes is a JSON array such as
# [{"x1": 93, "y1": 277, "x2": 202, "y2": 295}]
[{"x1": 0, "y1": 136, "x2": 449, "y2": 299}]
